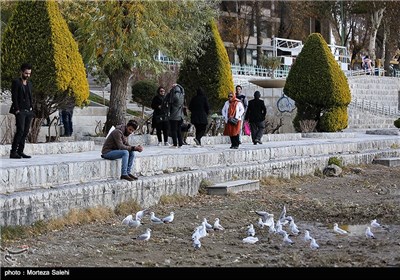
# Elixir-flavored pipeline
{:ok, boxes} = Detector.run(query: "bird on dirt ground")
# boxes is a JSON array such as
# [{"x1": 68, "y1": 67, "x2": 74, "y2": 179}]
[
  {"x1": 247, "y1": 224, "x2": 255, "y2": 237},
  {"x1": 203, "y1": 218, "x2": 213, "y2": 231},
  {"x1": 150, "y1": 212, "x2": 163, "y2": 224},
  {"x1": 122, "y1": 215, "x2": 142, "y2": 228},
  {"x1": 310, "y1": 238, "x2": 319, "y2": 249},
  {"x1": 242, "y1": 236, "x2": 259, "y2": 244},
  {"x1": 283, "y1": 232, "x2": 294, "y2": 245},
  {"x1": 304, "y1": 230, "x2": 313, "y2": 242},
  {"x1": 136, "y1": 228, "x2": 152, "y2": 242},
  {"x1": 162, "y1": 212, "x2": 174, "y2": 223},
  {"x1": 135, "y1": 209, "x2": 149, "y2": 220},
  {"x1": 365, "y1": 227, "x2": 375, "y2": 239},
  {"x1": 192, "y1": 237, "x2": 201, "y2": 249},
  {"x1": 333, "y1": 223, "x2": 348, "y2": 235},
  {"x1": 370, "y1": 219, "x2": 381, "y2": 228},
  {"x1": 213, "y1": 218, "x2": 225, "y2": 231}
]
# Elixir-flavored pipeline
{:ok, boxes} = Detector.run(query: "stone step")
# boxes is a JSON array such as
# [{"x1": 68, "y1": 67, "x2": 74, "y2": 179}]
[
  {"x1": 0, "y1": 141, "x2": 95, "y2": 156},
  {"x1": 1, "y1": 134, "x2": 400, "y2": 194},
  {"x1": 372, "y1": 157, "x2": 400, "y2": 167},
  {"x1": 207, "y1": 179, "x2": 260, "y2": 195},
  {"x1": 2, "y1": 147, "x2": 400, "y2": 226}
]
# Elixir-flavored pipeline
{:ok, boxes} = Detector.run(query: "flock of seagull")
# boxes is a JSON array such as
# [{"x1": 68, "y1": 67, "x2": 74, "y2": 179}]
[{"x1": 121, "y1": 206, "x2": 385, "y2": 250}]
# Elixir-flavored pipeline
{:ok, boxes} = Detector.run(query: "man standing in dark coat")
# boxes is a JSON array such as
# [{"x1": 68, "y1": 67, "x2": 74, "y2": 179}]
[
  {"x1": 245, "y1": 91, "x2": 266, "y2": 145},
  {"x1": 9, "y1": 63, "x2": 34, "y2": 159},
  {"x1": 188, "y1": 87, "x2": 210, "y2": 146}
]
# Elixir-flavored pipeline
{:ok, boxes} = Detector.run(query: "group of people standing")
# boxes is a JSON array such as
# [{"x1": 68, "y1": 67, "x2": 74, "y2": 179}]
[{"x1": 150, "y1": 83, "x2": 267, "y2": 151}]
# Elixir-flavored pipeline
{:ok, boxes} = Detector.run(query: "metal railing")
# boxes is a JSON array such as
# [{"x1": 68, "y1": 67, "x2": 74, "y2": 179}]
[{"x1": 349, "y1": 97, "x2": 399, "y2": 117}]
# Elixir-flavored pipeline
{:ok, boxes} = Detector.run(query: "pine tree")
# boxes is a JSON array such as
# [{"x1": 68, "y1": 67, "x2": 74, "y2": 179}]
[
  {"x1": 1, "y1": 0, "x2": 89, "y2": 142},
  {"x1": 178, "y1": 20, "x2": 234, "y2": 113},
  {"x1": 283, "y1": 33, "x2": 351, "y2": 132}
]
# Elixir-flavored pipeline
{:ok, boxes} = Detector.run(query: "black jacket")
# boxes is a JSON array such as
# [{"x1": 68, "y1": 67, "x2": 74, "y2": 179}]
[
  {"x1": 9, "y1": 78, "x2": 33, "y2": 114},
  {"x1": 189, "y1": 94, "x2": 210, "y2": 125},
  {"x1": 245, "y1": 99, "x2": 266, "y2": 123}
]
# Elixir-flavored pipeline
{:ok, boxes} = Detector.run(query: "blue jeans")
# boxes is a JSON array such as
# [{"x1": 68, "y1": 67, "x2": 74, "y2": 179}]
[{"x1": 102, "y1": 150, "x2": 135, "y2": 176}]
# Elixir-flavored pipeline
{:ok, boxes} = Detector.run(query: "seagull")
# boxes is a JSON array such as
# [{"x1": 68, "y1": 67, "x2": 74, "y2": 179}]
[
  {"x1": 278, "y1": 205, "x2": 287, "y2": 223},
  {"x1": 304, "y1": 230, "x2": 313, "y2": 242},
  {"x1": 213, "y1": 218, "x2": 225, "y2": 231},
  {"x1": 198, "y1": 222, "x2": 208, "y2": 238},
  {"x1": 365, "y1": 227, "x2": 375, "y2": 239},
  {"x1": 310, "y1": 238, "x2": 319, "y2": 249},
  {"x1": 192, "y1": 228, "x2": 202, "y2": 240},
  {"x1": 255, "y1": 211, "x2": 274, "y2": 224},
  {"x1": 192, "y1": 237, "x2": 201, "y2": 249},
  {"x1": 136, "y1": 228, "x2": 152, "y2": 241},
  {"x1": 162, "y1": 212, "x2": 174, "y2": 223},
  {"x1": 242, "y1": 236, "x2": 259, "y2": 244},
  {"x1": 257, "y1": 218, "x2": 265, "y2": 229},
  {"x1": 150, "y1": 212, "x2": 163, "y2": 224},
  {"x1": 370, "y1": 219, "x2": 381, "y2": 228},
  {"x1": 333, "y1": 223, "x2": 348, "y2": 235},
  {"x1": 289, "y1": 220, "x2": 300, "y2": 235},
  {"x1": 203, "y1": 218, "x2": 213, "y2": 231},
  {"x1": 247, "y1": 224, "x2": 255, "y2": 237},
  {"x1": 135, "y1": 209, "x2": 148, "y2": 220},
  {"x1": 122, "y1": 214, "x2": 142, "y2": 228},
  {"x1": 283, "y1": 232, "x2": 294, "y2": 245}
]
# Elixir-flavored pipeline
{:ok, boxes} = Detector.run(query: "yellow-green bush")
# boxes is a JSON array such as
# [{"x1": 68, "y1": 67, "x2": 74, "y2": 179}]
[
  {"x1": 1, "y1": 0, "x2": 88, "y2": 141},
  {"x1": 319, "y1": 106, "x2": 348, "y2": 132},
  {"x1": 178, "y1": 19, "x2": 234, "y2": 112},
  {"x1": 284, "y1": 33, "x2": 351, "y2": 132}
]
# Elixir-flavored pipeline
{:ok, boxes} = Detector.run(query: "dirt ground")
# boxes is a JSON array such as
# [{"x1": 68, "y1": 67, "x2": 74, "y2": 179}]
[{"x1": 2, "y1": 163, "x2": 400, "y2": 268}]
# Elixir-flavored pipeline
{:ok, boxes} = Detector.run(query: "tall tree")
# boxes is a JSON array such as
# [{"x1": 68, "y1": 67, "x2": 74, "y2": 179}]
[
  {"x1": 61, "y1": 0, "x2": 217, "y2": 134},
  {"x1": 1, "y1": 0, "x2": 89, "y2": 143},
  {"x1": 177, "y1": 20, "x2": 234, "y2": 113}
]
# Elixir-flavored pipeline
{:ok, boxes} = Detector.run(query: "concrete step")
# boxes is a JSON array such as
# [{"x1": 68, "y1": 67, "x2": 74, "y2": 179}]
[
  {"x1": 372, "y1": 157, "x2": 400, "y2": 167},
  {"x1": 207, "y1": 179, "x2": 260, "y2": 195},
  {"x1": 2, "y1": 146, "x2": 400, "y2": 226},
  {"x1": 0, "y1": 141, "x2": 95, "y2": 156},
  {"x1": 1, "y1": 133, "x2": 400, "y2": 193}
]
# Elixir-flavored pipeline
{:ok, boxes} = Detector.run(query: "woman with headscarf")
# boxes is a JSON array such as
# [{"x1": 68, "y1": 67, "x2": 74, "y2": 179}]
[{"x1": 221, "y1": 92, "x2": 245, "y2": 149}]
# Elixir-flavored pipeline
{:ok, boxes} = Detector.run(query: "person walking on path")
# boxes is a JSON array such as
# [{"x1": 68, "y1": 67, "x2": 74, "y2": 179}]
[
  {"x1": 245, "y1": 91, "x2": 266, "y2": 145},
  {"x1": 151, "y1": 86, "x2": 170, "y2": 146},
  {"x1": 101, "y1": 120, "x2": 143, "y2": 181},
  {"x1": 166, "y1": 84, "x2": 185, "y2": 148},
  {"x1": 222, "y1": 92, "x2": 245, "y2": 149},
  {"x1": 189, "y1": 87, "x2": 210, "y2": 146},
  {"x1": 9, "y1": 63, "x2": 34, "y2": 159},
  {"x1": 61, "y1": 102, "x2": 75, "y2": 137},
  {"x1": 235, "y1": 85, "x2": 248, "y2": 143}
]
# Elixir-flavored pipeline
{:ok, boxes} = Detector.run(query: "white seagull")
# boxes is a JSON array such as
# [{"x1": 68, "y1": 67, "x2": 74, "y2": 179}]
[
  {"x1": 310, "y1": 238, "x2": 319, "y2": 249},
  {"x1": 135, "y1": 209, "x2": 148, "y2": 220},
  {"x1": 121, "y1": 214, "x2": 142, "y2": 228},
  {"x1": 283, "y1": 232, "x2": 294, "y2": 245},
  {"x1": 247, "y1": 224, "x2": 255, "y2": 237},
  {"x1": 192, "y1": 237, "x2": 201, "y2": 249},
  {"x1": 365, "y1": 227, "x2": 375, "y2": 239},
  {"x1": 150, "y1": 212, "x2": 163, "y2": 224},
  {"x1": 213, "y1": 218, "x2": 225, "y2": 231},
  {"x1": 304, "y1": 230, "x2": 313, "y2": 242},
  {"x1": 333, "y1": 223, "x2": 348, "y2": 235},
  {"x1": 136, "y1": 228, "x2": 152, "y2": 241},
  {"x1": 242, "y1": 236, "x2": 259, "y2": 244},
  {"x1": 370, "y1": 219, "x2": 381, "y2": 228},
  {"x1": 162, "y1": 212, "x2": 175, "y2": 223},
  {"x1": 203, "y1": 218, "x2": 213, "y2": 231}
]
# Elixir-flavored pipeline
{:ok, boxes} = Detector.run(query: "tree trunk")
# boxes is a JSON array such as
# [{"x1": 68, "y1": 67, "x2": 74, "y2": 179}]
[
  {"x1": 104, "y1": 68, "x2": 132, "y2": 135},
  {"x1": 28, "y1": 118, "x2": 44, "y2": 144},
  {"x1": 368, "y1": 7, "x2": 385, "y2": 63},
  {"x1": 255, "y1": 1, "x2": 263, "y2": 66}
]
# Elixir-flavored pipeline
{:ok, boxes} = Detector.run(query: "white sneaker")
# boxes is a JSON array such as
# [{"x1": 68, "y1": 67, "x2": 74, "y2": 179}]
[
  {"x1": 164, "y1": 142, "x2": 171, "y2": 146},
  {"x1": 158, "y1": 142, "x2": 162, "y2": 146}
]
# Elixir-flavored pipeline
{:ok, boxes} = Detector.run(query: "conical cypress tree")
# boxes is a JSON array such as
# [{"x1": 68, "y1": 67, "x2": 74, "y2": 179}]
[
  {"x1": 283, "y1": 33, "x2": 351, "y2": 132},
  {"x1": 1, "y1": 0, "x2": 89, "y2": 142},
  {"x1": 178, "y1": 20, "x2": 234, "y2": 112}
]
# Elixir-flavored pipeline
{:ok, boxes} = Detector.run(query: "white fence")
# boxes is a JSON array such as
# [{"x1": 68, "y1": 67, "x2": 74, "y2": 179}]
[{"x1": 349, "y1": 97, "x2": 399, "y2": 117}]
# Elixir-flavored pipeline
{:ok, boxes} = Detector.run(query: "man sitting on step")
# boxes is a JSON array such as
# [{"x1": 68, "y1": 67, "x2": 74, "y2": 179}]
[{"x1": 101, "y1": 120, "x2": 143, "y2": 181}]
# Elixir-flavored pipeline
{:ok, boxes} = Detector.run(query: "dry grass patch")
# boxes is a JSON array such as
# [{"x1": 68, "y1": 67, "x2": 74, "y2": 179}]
[
  {"x1": 114, "y1": 200, "x2": 141, "y2": 216},
  {"x1": 159, "y1": 194, "x2": 191, "y2": 206}
]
